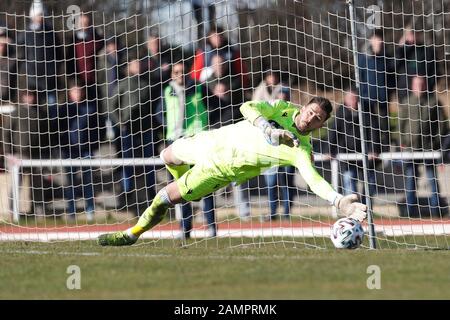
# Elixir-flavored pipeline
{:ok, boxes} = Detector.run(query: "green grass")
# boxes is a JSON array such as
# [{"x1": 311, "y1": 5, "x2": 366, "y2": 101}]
[{"x1": 0, "y1": 238, "x2": 449, "y2": 299}]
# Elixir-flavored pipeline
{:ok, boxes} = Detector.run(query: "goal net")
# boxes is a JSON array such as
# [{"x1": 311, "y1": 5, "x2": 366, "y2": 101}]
[{"x1": 0, "y1": 0, "x2": 449, "y2": 249}]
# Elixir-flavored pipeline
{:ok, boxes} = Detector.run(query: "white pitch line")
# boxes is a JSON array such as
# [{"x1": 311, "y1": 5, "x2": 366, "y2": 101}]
[
  {"x1": 1, "y1": 224, "x2": 449, "y2": 242},
  {"x1": 1, "y1": 249, "x2": 102, "y2": 256},
  {"x1": 0, "y1": 227, "x2": 332, "y2": 241}
]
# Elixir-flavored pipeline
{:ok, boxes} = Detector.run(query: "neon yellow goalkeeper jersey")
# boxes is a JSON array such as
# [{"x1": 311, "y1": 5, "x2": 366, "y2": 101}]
[{"x1": 172, "y1": 99, "x2": 337, "y2": 203}]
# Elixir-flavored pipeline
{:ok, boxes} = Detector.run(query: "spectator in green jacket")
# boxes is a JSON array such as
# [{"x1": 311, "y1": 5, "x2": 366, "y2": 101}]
[
  {"x1": 163, "y1": 62, "x2": 216, "y2": 239},
  {"x1": 163, "y1": 62, "x2": 208, "y2": 141}
]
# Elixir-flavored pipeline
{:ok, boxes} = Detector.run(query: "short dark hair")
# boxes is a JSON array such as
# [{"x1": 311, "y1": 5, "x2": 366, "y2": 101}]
[
  {"x1": 66, "y1": 77, "x2": 81, "y2": 89},
  {"x1": 19, "y1": 89, "x2": 37, "y2": 100},
  {"x1": 105, "y1": 36, "x2": 117, "y2": 46},
  {"x1": 208, "y1": 26, "x2": 225, "y2": 36},
  {"x1": 345, "y1": 85, "x2": 359, "y2": 94},
  {"x1": 171, "y1": 61, "x2": 185, "y2": 70},
  {"x1": 263, "y1": 70, "x2": 280, "y2": 80},
  {"x1": 307, "y1": 96, "x2": 333, "y2": 120}
]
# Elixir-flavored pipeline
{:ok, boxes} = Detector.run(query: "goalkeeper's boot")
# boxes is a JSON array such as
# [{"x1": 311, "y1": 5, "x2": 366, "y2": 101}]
[{"x1": 97, "y1": 231, "x2": 137, "y2": 246}]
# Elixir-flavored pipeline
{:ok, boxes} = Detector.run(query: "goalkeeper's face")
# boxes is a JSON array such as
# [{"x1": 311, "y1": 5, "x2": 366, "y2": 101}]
[{"x1": 295, "y1": 103, "x2": 328, "y2": 135}]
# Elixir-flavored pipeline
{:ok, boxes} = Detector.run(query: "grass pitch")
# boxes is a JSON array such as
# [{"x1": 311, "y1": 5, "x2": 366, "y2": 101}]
[{"x1": 1, "y1": 238, "x2": 449, "y2": 300}]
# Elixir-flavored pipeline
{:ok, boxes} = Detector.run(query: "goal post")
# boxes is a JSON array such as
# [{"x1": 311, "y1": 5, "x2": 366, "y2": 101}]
[
  {"x1": 0, "y1": 0, "x2": 449, "y2": 249},
  {"x1": 348, "y1": 0, "x2": 376, "y2": 249}
]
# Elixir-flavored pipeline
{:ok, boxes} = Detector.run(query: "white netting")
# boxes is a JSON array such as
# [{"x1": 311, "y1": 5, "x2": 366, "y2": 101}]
[{"x1": 0, "y1": 0, "x2": 449, "y2": 249}]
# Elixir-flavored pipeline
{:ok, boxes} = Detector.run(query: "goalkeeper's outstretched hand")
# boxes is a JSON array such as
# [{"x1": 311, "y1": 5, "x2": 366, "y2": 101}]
[
  {"x1": 334, "y1": 194, "x2": 368, "y2": 222},
  {"x1": 268, "y1": 128, "x2": 299, "y2": 148},
  {"x1": 255, "y1": 116, "x2": 299, "y2": 147}
]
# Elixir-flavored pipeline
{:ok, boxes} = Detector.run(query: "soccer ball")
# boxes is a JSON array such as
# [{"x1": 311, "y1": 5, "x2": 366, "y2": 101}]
[{"x1": 330, "y1": 218, "x2": 364, "y2": 249}]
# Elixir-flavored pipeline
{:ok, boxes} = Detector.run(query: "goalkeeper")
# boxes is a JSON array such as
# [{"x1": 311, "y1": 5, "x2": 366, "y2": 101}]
[{"x1": 98, "y1": 97, "x2": 367, "y2": 246}]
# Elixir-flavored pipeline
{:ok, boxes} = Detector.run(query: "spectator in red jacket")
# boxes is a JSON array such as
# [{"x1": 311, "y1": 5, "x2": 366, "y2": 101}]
[
  {"x1": 190, "y1": 26, "x2": 249, "y2": 98},
  {"x1": 67, "y1": 12, "x2": 104, "y2": 100}
]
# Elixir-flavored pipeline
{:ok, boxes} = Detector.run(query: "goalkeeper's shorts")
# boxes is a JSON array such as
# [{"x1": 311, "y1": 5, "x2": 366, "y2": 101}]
[
  {"x1": 171, "y1": 134, "x2": 232, "y2": 201},
  {"x1": 176, "y1": 163, "x2": 231, "y2": 202}
]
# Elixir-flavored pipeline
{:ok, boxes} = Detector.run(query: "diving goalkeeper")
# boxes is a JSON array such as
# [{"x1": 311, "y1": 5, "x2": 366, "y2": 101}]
[{"x1": 98, "y1": 97, "x2": 367, "y2": 246}]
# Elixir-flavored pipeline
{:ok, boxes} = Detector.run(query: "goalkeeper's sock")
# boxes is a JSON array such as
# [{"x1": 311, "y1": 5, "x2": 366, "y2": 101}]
[
  {"x1": 165, "y1": 163, "x2": 190, "y2": 180},
  {"x1": 126, "y1": 188, "x2": 173, "y2": 238}
]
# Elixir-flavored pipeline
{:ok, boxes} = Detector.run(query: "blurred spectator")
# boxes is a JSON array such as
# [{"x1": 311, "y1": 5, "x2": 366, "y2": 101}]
[
  {"x1": 163, "y1": 62, "x2": 216, "y2": 239},
  {"x1": 16, "y1": 0, "x2": 62, "y2": 145},
  {"x1": 200, "y1": 54, "x2": 250, "y2": 220},
  {"x1": 252, "y1": 70, "x2": 282, "y2": 103},
  {"x1": 260, "y1": 86, "x2": 296, "y2": 220},
  {"x1": 2, "y1": 90, "x2": 41, "y2": 158},
  {"x1": 109, "y1": 59, "x2": 157, "y2": 215},
  {"x1": 203, "y1": 55, "x2": 242, "y2": 127},
  {"x1": 190, "y1": 26, "x2": 249, "y2": 100},
  {"x1": 97, "y1": 37, "x2": 125, "y2": 113},
  {"x1": 2, "y1": 90, "x2": 46, "y2": 215},
  {"x1": 141, "y1": 34, "x2": 171, "y2": 107},
  {"x1": 358, "y1": 29, "x2": 395, "y2": 148},
  {"x1": 96, "y1": 37, "x2": 125, "y2": 142},
  {"x1": 328, "y1": 87, "x2": 381, "y2": 204},
  {"x1": 396, "y1": 27, "x2": 437, "y2": 102},
  {"x1": 0, "y1": 34, "x2": 17, "y2": 102},
  {"x1": 60, "y1": 81, "x2": 100, "y2": 221},
  {"x1": 192, "y1": 0, "x2": 216, "y2": 41},
  {"x1": 67, "y1": 12, "x2": 104, "y2": 100},
  {"x1": 164, "y1": 62, "x2": 208, "y2": 141},
  {"x1": 140, "y1": 34, "x2": 170, "y2": 146},
  {"x1": 205, "y1": 76, "x2": 251, "y2": 221},
  {"x1": 398, "y1": 75, "x2": 448, "y2": 216},
  {"x1": 207, "y1": 81, "x2": 237, "y2": 128},
  {"x1": 200, "y1": 54, "x2": 227, "y2": 83}
]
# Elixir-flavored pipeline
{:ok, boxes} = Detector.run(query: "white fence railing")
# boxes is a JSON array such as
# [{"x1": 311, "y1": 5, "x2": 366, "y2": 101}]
[{"x1": 7, "y1": 151, "x2": 442, "y2": 223}]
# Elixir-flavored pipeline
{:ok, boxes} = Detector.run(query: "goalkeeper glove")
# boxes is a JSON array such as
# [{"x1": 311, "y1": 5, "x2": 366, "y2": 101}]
[
  {"x1": 254, "y1": 116, "x2": 299, "y2": 147},
  {"x1": 333, "y1": 194, "x2": 368, "y2": 222}
]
